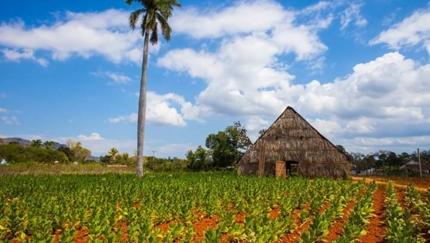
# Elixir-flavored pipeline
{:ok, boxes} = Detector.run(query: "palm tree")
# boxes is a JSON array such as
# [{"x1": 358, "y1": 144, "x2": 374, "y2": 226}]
[
  {"x1": 126, "y1": 0, "x2": 181, "y2": 178},
  {"x1": 31, "y1": 139, "x2": 43, "y2": 148},
  {"x1": 108, "y1": 147, "x2": 119, "y2": 163},
  {"x1": 43, "y1": 141, "x2": 55, "y2": 149}
]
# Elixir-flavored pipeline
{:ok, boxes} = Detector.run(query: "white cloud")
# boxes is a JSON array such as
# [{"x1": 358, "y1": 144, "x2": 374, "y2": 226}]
[
  {"x1": 107, "y1": 113, "x2": 137, "y2": 124},
  {"x1": 310, "y1": 118, "x2": 343, "y2": 137},
  {"x1": 1, "y1": 116, "x2": 19, "y2": 125},
  {"x1": 0, "y1": 108, "x2": 8, "y2": 112},
  {"x1": 0, "y1": 9, "x2": 158, "y2": 64},
  {"x1": 299, "y1": 1, "x2": 333, "y2": 16},
  {"x1": 158, "y1": 35, "x2": 299, "y2": 118},
  {"x1": 159, "y1": 1, "x2": 340, "y2": 121},
  {"x1": 171, "y1": 0, "x2": 288, "y2": 39},
  {"x1": 171, "y1": 0, "x2": 328, "y2": 61},
  {"x1": 340, "y1": 3, "x2": 367, "y2": 30},
  {"x1": 108, "y1": 91, "x2": 203, "y2": 127},
  {"x1": 291, "y1": 52, "x2": 430, "y2": 152},
  {"x1": 105, "y1": 72, "x2": 131, "y2": 83},
  {"x1": 92, "y1": 71, "x2": 132, "y2": 84},
  {"x1": 370, "y1": 8, "x2": 430, "y2": 54},
  {"x1": 77, "y1": 133, "x2": 105, "y2": 141},
  {"x1": 1, "y1": 48, "x2": 48, "y2": 67},
  {"x1": 245, "y1": 116, "x2": 270, "y2": 132}
]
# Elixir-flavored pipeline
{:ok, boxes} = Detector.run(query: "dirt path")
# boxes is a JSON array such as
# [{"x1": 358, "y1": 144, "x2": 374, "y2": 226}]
[{"x1": 351, "y1": 177, "x2": 428, "y2": 193}]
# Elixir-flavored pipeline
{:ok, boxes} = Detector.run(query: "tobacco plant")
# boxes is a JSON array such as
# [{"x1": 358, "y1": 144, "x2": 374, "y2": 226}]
[{"x1": 384, "y1": 182, "x2": 425, "y2": 243}]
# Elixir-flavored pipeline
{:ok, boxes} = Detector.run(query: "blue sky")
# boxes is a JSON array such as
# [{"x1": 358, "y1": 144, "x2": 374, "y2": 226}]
[{"x1": 1, "y1": 0, "x2": 430, "y2": 158}]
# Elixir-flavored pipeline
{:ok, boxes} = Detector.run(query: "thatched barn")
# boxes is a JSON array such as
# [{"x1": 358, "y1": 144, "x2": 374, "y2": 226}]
[{"x1": 237, "y1": 106, "x2": 350, "y2": 178}]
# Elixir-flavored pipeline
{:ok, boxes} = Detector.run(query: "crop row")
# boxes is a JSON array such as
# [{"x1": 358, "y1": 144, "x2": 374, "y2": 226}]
[
  {"x1": 0, "y1": 172, "x2": 370, "y2": 242},
  {"x1": 8, "y1": 173, "x2": 430, "y2": 242}
]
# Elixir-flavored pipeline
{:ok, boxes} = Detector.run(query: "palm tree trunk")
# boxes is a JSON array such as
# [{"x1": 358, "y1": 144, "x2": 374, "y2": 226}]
[{"x1": 137, "y1": 32, "x2": 150, "y2": 178}]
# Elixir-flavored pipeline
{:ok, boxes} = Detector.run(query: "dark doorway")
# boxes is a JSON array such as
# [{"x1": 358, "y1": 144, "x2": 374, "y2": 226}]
[{"x1": 286, "y1": 161, "x2": 299, "y2": 176}]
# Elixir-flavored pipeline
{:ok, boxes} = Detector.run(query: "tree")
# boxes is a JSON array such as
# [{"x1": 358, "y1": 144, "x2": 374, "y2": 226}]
[
  {"x1": 186, "y1": 146, "x2": 210, "y2": 170},
  {"x1": 126, "y1": 0, "x2": 181, "y2": 178},
  {"x1": 67, "y1": 139, "x2": 91, "y2": 163},
  {"x1": 258, "y1": 128, "x2": 268, "y2": 137},
  {"x1": 43, "y1": 141, "x2": 55, "y2": 149},
  {"x1": 336, "y1": 144, "x2": 352, "y2": 160},
  {"x1": 205, "y1": 121, "x2": 252, "y2": 167},
  {"x1": 108, "y1": 147, "x2": 119, "y2": 163},
  {"x1": 31, "y1": 139, "x2": 43, "y2": 148},
  {"x1": 58, "y1": 146, "x2": 73, "y2": 162}
]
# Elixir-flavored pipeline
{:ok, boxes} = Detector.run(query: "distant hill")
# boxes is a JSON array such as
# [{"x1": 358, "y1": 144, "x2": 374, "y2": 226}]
[{"x1": 3, "y1": 137, "x2": 66, "y2": 150}]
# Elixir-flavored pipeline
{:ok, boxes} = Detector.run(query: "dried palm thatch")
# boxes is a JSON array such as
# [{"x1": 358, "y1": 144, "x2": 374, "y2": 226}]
[{"x1": 237, "y1": 106, "x2": 350, "y2": 178}]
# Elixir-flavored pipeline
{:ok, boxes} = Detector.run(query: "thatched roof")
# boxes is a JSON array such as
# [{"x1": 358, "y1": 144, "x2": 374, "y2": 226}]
[{"x1": 237, "y1": 106, "x2": 350, "y2": 178}]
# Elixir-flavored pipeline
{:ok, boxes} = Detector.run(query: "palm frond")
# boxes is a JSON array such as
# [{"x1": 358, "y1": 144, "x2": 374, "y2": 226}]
[
  {"x1": 150, "y1": 22, "x2": 158, "y2": 44},
  {"x1": 156, "y1": 12, "x2": 172, "y2": 41},
  {"x1": 129, "y1": 9, "x2": 145, "y2": 30}
]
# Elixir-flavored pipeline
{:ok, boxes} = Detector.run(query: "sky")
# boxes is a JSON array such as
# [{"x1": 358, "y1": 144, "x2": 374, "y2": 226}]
[{"x1": 1, "y1": 0, "x2": 430, "y2": 158}]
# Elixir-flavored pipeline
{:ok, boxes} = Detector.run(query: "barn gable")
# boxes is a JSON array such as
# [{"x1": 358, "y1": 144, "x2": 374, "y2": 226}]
[{"x1": 237, "y1": 106, "x2": 350, "y2": 178}]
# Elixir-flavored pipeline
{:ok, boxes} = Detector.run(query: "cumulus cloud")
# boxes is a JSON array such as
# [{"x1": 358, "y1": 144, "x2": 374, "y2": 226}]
[
  {"x1": 1, "y1": 49, "x2": 48, "y2": 66},
  {"x1": 77, "y1": 133, "x2": 105, "y2": 141},
  {"x1": 293, "y1": 52, "x2": 430, "y2": 152},
  {"x1": 158, "y1": 0, "x2": 344, "y2": 121},
  {"x1": 107, "y1": 91, "x2": 203, "y2": 127},
  {"x1": 370, "y1": 8, "x2": 430, "y2": 54},
  {"x1": 171, "y1": 0, "x2": 288, "y2": 39},
  {"x1": 0, "y1": 9, "x2": 159, "y2": 64},
  {"x1": 171, "y1": 0, "x2": 328, "y2": 61},
  {"x1": 158, "y1": 35, "x2": 298, "y2": 118},
  {"x1": 245, "y1": 116, "x2": 270, "y2": 132}
]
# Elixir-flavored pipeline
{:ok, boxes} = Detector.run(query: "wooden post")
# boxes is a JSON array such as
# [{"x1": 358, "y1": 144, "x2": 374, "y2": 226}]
[
  {"x1": 258, "y1": 142, "x2": 265, "y2": 177},
  {"x1": 418, "y1": 148, "x2": 422, "y2": 178}
]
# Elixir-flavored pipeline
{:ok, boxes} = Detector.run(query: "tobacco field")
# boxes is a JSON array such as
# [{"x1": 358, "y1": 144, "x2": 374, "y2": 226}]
[{"x1": 1, "y1": 172, "x2": 430, "y2": 242}]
